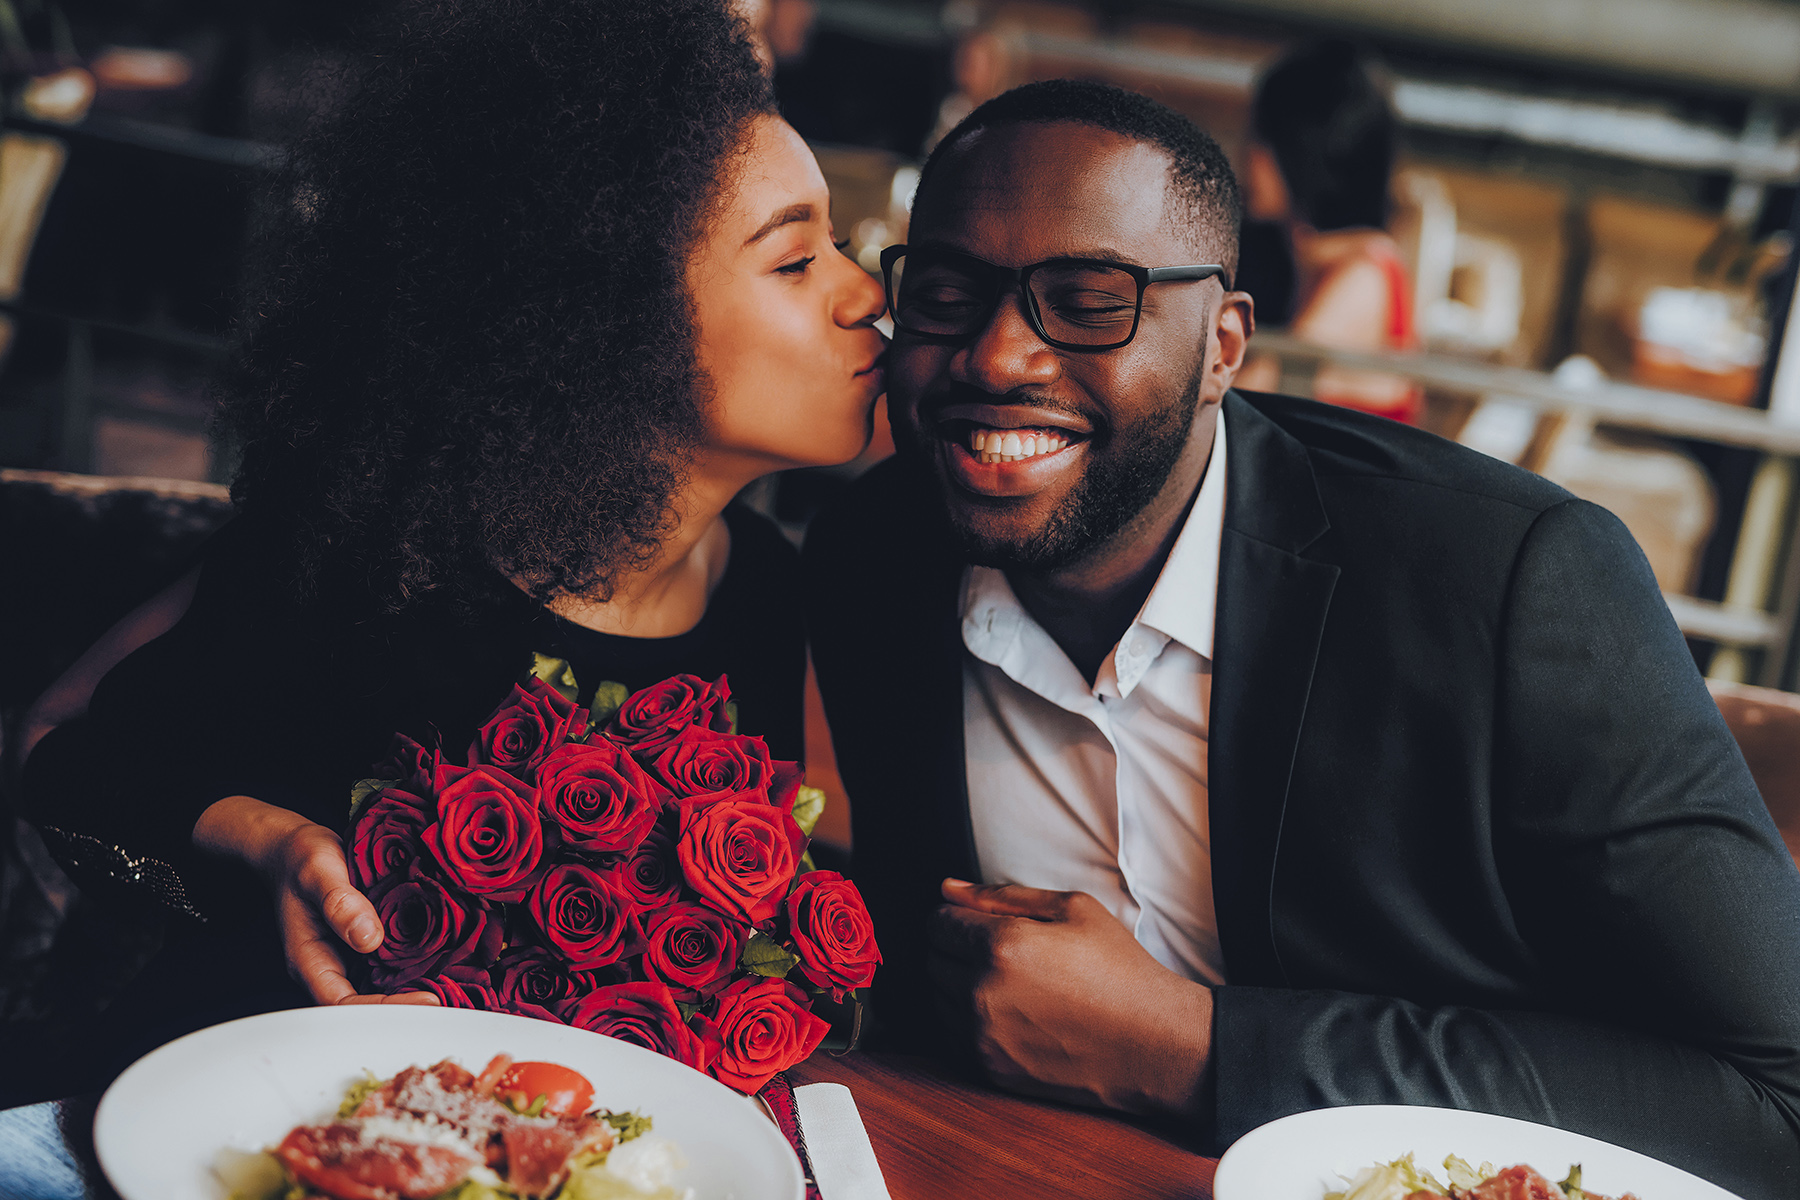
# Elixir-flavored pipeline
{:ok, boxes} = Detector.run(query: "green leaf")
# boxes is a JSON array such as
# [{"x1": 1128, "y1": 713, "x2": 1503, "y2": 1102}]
[
  {"x1": 724, "y1": 699, "x2": 739, "y2": 734},
  {"x1": 740, "y1": 929, "x2": 799, "y2": 979},
  {"x1": 674, "y1": 998, "x2": 701, "y2": 1021},
  {"x1": 431, "y1": 1181, "x2": 507, "y2": 1200},
  {"x1": 796, "y1": 849, "x2": 817, "y2": 875},
  {"x1": 336, "y1": 1071, "x2": 382, "y2": 1118},
  {"x1": 600, "y1": 1109, "x2": 653, "y2": 1142},
  {"x1": 214, "y1": 1147, "x2": 291, "y2": 1200},
  {"x1": 348, "y1": 778, "x2": 399, "y2": 821},
  {"x1": 790, "y1": 785, "x2": 826, "y2": 837},
  {"x1": 1558, "y1": 1165, "x2": 1585, "y2": 1200},
  {"x1": 589, "y1": 680, "x2": 629, "y2": 728},
  {"x1": 530, "y1": 652, "x2": 580, "y2": 703}
]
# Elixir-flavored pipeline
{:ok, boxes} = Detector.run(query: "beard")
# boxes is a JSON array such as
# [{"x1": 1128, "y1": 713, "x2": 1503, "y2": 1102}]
[{"x1": 944, "y1": 358, "x2": 1203, "y2": 573}]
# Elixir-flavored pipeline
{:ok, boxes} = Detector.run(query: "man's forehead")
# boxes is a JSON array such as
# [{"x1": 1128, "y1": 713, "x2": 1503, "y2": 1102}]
[{"x1": 911, "y1": 122, "x2": 1190, "y2": 262}]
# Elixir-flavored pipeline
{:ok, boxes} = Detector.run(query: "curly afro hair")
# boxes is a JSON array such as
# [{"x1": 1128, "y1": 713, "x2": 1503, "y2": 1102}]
[{"x1": 216, "y1": 0, "x2": 774, "y2": 616}]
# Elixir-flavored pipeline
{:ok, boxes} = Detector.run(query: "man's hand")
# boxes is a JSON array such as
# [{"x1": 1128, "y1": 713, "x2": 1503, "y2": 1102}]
[
  {"x1": 928, "y1": 878, "x2": 1213, "y2": 1117},
  {"x1": 195, "y1": 796, "x2": 438, "y2": 1007}
]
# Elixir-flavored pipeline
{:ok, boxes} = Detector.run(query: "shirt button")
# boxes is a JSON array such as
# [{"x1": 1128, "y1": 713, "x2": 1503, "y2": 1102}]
[{"x1": 1129, "y1": 639, "x2": 1147, "y2": 656}]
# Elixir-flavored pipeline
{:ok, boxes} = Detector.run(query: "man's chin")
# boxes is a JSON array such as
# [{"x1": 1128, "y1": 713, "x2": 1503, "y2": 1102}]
[{"x1": 944, "y1": 505, "x2": 1087, "y2": 573}]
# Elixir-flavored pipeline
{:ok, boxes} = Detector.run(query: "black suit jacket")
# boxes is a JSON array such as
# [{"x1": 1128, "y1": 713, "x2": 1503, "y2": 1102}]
[{"x1": 804, "y1": 390, "x2": 1800, "y2": 1199}]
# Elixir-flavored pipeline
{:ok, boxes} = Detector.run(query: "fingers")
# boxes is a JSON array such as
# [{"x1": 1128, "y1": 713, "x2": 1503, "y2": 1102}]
[
  {"x1": 338, "y1": 991, "x2": 441, "y2": 1006},
  {"x1": 942, "y1": 877, "x2": 1076, "y2": 921},
  {"x1": 292, "y1": 833, "x2": 382, "y2": 954},
  {"x1": 928, "y1": 901, "x2": 1008, "y2": 963},
  {"x1": 283, "y1": 892, "x2": 360, "y2": 1005}
]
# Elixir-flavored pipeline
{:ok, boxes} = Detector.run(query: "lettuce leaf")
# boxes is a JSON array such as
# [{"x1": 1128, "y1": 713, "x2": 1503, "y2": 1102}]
[{"x1": 1325, "y1": 1154, "x2": 1449, "y2": 1200}]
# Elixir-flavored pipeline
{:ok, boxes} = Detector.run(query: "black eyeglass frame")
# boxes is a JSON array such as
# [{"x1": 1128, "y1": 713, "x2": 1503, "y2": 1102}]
[{"x1": 880, "y1": 244, "x2": 1231, "y2": 353}]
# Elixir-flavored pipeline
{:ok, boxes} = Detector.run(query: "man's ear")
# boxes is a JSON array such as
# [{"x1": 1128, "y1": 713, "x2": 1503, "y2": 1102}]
[{"x1": 1208, "y1": 290, "x2": 1256, "y2": 395}]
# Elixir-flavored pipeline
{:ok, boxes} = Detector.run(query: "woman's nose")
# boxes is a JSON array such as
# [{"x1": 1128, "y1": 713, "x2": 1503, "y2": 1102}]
[{"x1": 836, "y1": 256, "x2": 887, "y2": 328}]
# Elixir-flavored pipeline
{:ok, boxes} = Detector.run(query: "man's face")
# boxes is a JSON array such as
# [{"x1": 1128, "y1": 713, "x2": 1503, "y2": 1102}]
[{"x1": 888, "y1": 121, "x2": 1245, "y2": 571}]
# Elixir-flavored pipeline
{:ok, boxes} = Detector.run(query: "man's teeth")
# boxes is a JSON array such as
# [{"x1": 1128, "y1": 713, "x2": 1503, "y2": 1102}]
[{"x1": 968, "y1": 428, "x2": 1070, "y2": 464}]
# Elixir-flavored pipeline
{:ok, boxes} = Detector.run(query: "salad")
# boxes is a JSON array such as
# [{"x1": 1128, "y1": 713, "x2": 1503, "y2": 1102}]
[
  {"x1": 223, "y1": 1054, "x2": 687, "y2": 1200},
  {"x1": 1326, "y1": 1154, "x2": 1642, "y2": 1200}
]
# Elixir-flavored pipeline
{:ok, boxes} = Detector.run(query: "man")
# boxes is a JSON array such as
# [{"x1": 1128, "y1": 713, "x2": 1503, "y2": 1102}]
[{"x1": 804, "y1": 80, "x2": 1800, "y2": 1198}]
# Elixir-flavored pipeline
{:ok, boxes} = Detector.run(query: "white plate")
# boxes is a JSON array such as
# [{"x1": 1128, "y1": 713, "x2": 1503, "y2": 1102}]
[
  {"x1": 93, "y1": 1005, "x2": 805, "y2": 1200},
  {"x1": 1213, "y1": 1105, "x2": 1746, "y2": 1200}
]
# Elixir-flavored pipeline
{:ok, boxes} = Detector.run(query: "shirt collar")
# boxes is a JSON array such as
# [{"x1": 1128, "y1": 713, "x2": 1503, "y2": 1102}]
[
  {"x1": 960, "y1": 406, "x2": 1227, "y2": 672},
  {"x1": 1137, "y1": 405, "x2": 1225, "y2": 660}
]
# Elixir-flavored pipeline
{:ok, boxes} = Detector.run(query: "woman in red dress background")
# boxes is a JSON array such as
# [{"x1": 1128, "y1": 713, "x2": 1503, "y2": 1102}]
[{"x1": 1234, "y1": 40, "x2": 1424, "y2": 422}]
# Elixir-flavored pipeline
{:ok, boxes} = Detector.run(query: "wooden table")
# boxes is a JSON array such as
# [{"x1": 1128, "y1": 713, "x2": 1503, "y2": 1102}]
[{"x1": 788, "y1": 1050, "x2": 1218, "y2": 1200}]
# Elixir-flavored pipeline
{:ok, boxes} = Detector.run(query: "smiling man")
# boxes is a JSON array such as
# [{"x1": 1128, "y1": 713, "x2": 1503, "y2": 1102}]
[{"x1": 804, "y1": 80, "x2": 1800, "y2": 1197}]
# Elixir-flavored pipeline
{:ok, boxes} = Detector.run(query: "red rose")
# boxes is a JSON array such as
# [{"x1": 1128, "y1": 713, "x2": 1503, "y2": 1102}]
[
  {"x1": 347, "y1": 786, "x2": 433, "y2": 892},
  {"x1": 468, "y1": 678, "x2": 586, "y2": 780},
  {"x1": 528, "y1": 862, "x2": 642, "y2": 970},
  {"x1": 374, "y1": 732, "x2": 442, "y2": 796},
  {"x1": 495, "y1": 946, "x2": 573, "y2": 1013},
  {"x1": 649, "y1": 730, "x2": 784, "y2": 806},
  {"x1": 785, "y1": 871, "x2": 881, "y2": 1001},
  {"x1": 423, "y1": 764, "x2": 545, "y2": 901},
  {"x1": 706, "y1": 977, "x2": 829, "y2": 1093},
  {"x1": 538, "y1": 741, "x2": 663, "y2": 855},
  {"x1": 612, "y1": 821, "x2": 682, "y2": 908},
  {"x1": 677, "y1": 797, "x2": 806, "y2": 925},
  {"x1": 641, "y1": 902, "x2": 746, "y2": 996},
  {"x1": 563, "y1": 982, "x2": 720, "y2": 1071},
  {"x1": 607, "y1": 675, "x2": 731, "y2": 756},
  {"x1": 418, "y1": 965, "x2": 502, "y2": 1011},
  {"x1": 768, "y1": 760, "x2": 805, "y2": 812},
  {"x1": 366, "y1": 867, "x2": 500, "y2": 990}
]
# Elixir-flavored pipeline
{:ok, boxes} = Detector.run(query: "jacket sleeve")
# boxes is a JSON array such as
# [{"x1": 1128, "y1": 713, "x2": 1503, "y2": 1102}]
[
  {"x1": 1211, "y1": 498, "x2": 1800, "y2": 1200},
  {"x1": 20, "y1": 525, "x2": 338, "y2": 922}
]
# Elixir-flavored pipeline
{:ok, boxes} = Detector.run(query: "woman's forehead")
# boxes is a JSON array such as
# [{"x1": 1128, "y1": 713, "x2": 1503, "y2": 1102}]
[{"x1": 721, "y1": 116, "x2": 828, "y2": 239}]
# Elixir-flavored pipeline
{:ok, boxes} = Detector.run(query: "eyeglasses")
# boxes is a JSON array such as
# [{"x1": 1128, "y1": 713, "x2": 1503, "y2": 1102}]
[{"x1": 881, "y1": 244, "x2": 1229, "y2": 352}]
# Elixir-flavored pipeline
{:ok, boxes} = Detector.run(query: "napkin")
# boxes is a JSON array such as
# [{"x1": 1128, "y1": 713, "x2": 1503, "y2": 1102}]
[{"x1": 793, "y1": 1082, "x2": 893, "y2": 1200}]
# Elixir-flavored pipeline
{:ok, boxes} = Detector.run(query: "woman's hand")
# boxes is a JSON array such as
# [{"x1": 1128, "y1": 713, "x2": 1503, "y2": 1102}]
[{"x1": 194, "y1": 796, "x2": 438, "y2": 1006}]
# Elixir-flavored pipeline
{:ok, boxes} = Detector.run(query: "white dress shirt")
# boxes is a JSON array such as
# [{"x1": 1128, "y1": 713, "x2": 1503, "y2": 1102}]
[{"x1": 960, "y1": 411, "x2": 1227, "y2": 985}]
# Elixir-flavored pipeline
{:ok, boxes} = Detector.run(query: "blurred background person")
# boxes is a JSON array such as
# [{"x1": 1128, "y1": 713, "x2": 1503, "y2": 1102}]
[{"x1": 1234, "y1": 40, "x2": 1423, "y2": 421}]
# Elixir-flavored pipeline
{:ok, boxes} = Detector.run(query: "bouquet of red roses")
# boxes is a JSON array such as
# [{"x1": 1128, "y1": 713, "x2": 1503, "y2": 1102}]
[{"x1": 344, "y1": 659, "x2": 880, "y2": 1094}]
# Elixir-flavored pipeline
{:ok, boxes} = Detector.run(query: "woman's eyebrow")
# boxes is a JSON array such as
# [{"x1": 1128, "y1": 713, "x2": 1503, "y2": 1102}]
[{"x1": 744, "y1": 202, "x2": 815, "y2": 247}]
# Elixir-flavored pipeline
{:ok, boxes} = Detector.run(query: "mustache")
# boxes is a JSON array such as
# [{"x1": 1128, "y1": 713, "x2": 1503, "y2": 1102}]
[{"x1": 919, "y1": 382, "x2": 1092, "y2": 426}]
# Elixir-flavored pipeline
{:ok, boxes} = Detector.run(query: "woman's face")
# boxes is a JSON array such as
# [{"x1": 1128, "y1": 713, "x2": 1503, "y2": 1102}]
[{"x1": 687, "y1": 115, "x2": 888, "y2": 479}]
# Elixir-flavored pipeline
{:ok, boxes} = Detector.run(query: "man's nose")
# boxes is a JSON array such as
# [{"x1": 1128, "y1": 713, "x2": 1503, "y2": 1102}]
[{"x1": 949, "y1": 292, "x2": 1058, "y2": 394}]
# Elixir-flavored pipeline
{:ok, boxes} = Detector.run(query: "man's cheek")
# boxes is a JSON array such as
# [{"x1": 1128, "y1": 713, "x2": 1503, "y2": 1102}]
[{"x1": 886, "y1": 347, "x2": 950, "y2": 424}]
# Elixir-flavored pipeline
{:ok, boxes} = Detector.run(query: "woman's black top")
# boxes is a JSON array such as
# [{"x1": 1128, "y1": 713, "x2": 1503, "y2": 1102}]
[{"x1": 19, "y1": 503, "x2": 805, "y2": 1069}]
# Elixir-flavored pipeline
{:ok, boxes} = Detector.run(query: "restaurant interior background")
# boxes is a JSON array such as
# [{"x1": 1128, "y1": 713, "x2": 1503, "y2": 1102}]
[{"x1": 8, "y1": 0, "x2": 1800, "y2": 1037}]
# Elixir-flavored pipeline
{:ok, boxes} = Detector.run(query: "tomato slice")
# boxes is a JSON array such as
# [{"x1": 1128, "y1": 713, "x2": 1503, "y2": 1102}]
[
  {"x1": 495, "y1": 1061, "x2": 595, "y2": 1117},
  {"x1": 472, "y1": 1053, "x2": 514, "y2": 1096}
]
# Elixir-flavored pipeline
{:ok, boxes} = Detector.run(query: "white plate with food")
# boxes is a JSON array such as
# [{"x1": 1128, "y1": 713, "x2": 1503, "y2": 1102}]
[
  {"x1": 1213, "y1": 1104, "x2": 1745, "y2": 1200},
  {"x1": 93, "y1": 1004, "x2": 805, "y2": 1200}
]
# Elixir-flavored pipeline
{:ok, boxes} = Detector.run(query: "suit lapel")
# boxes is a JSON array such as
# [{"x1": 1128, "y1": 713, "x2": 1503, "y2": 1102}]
[
  {"x1": 1209, "y1": 392, "x2": 1340, "y2": 986},
  {"x1": 922, "y1": 547, "x2": 980, "y2": 885}
]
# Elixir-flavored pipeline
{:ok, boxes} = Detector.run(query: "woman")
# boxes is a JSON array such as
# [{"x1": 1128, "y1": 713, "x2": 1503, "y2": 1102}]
[
  {"x1": 1233, "y1": 40, "x2": 1423, "y2": 422},
  {"x1": 18, "y1": 0, "x2": 883, "y2": 1072}
]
